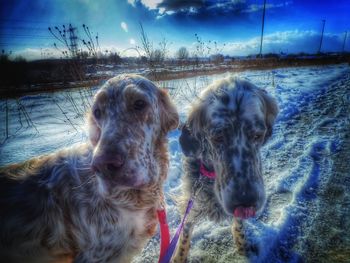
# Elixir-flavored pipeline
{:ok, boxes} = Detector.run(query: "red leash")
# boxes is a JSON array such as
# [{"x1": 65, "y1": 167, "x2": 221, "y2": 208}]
[
  {"x1": 157, "y1": 199, "x2": 194, "y2": 263},
  {"x1": 157, "y1": 160, "x2": 215, "y2": 262},
  {"x1": 157, "y1": 209, "x2": 170, "y2": 263}
]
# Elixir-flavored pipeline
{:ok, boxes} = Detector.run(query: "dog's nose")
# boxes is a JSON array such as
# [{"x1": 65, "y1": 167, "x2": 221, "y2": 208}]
[
  {"x1": 233, "y1": 184, "x2": 259, "y2": 208},
  {"x1": 92, "y1": 153, "x2": 125, "y2": 173},
  {"x1": 235, "y1": 191, "x2": 258, "y2": 207}
]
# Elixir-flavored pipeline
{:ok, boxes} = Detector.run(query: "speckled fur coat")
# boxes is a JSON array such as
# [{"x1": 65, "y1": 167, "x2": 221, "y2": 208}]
[{"x1": 0, "y1": 74, "x2": 179, "y2": 263}]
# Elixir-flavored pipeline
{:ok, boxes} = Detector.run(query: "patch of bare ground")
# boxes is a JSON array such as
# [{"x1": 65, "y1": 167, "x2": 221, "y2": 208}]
[{"x1": 299, "y1": 74, "x2": 350, "y2": 263}]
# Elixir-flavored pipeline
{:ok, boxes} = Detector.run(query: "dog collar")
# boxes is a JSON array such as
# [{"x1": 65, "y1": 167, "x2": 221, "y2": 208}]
[{"x1": 199, "y1": 161, "x2": 216, "y2": 179}]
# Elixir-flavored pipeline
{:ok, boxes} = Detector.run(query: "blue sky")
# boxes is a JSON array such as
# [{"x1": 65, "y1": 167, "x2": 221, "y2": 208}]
[{"x1": 1, "y1": 0, "x2": 349, "y2": 60}]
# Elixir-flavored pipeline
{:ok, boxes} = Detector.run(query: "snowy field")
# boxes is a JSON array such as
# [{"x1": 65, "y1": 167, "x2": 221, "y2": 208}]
[{"x1": 1, "y1": 64, "x2": 349, "y2": 262}]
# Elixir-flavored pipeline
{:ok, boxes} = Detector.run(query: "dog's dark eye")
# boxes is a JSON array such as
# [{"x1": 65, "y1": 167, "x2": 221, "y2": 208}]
[
  {"x1": 94, "y1": 108, "x2": 101, "y2": 119},
  {"x1": 134, "y1": 100, "x2": 147, "y2": 111},
  {"x1": 213, "y1": 136, "x2": 224, "y2": 144},
  {"x1": 212, "y1": 131, "x2": 225, "y2": 144},
  {"x1": 253, "y1": 133, "x2": 263, "y2": 142}
]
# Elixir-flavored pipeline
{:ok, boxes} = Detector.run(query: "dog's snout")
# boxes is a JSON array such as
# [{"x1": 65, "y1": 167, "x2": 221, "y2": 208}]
[
  {"x1": 92, "y1": 152, "x2": 126, "y2": 173},
  {"x1": 233, "y1": 187, "x2": 259, "y2": 208}
]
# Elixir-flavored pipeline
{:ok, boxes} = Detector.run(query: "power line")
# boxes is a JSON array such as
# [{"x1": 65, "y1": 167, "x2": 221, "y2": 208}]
[
  {"x1": 0, "y1": 18, "x2": 63, "y2": 24},
  {"x1": 0, "y1": 26, "x2": 48, "y2": 31},
  {"x1": 0, "y1": 43, "x2": 34, "y2": 46},
  {"x1": 1, "y1": 34, "x2": 54, "y2": 39}
]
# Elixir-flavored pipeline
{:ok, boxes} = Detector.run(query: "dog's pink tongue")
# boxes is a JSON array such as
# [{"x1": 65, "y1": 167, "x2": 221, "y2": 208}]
[{"x1": 233, "y1": 206, "x2": 256, "y2": 219}]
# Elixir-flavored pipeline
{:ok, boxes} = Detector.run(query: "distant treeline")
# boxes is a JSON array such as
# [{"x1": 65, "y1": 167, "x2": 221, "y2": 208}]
[{"x1": 0, "y1": 52, "x2": 349, "y2": 98}]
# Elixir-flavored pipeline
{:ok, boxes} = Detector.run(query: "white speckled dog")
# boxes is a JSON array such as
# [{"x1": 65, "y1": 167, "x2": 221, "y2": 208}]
[
  {"x1": 0, "y1": 74, "x2": 179, "y2": 263},
  {"x1": 173, "y1": 76, "x2": 278, "y2": 262}
]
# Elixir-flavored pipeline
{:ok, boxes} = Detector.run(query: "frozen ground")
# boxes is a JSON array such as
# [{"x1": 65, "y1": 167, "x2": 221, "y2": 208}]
[{"x1": 0, "y1": 64, "x2": 349, "y2": 262}]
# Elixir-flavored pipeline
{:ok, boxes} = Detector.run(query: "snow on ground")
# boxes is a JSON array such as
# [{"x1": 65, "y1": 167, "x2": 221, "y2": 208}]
[{"x1": 0, "y1": 64, "x2": 349, "y2": 262}]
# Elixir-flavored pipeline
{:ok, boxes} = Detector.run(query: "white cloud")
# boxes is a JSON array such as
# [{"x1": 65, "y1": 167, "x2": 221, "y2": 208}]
[
  {"x1": 10, "y1": 44, "x2": 138, "y2": 61},
  {"x1": 141, "y1": 0, "x2": 163, "y2": 9},
  {"x1": 127, "y1": 0, "x2": 136, "y2": 6},
  {"x1": 244, "y1": 1, "x2": 293, "y2": 13},
  {"x1": 11, "y1": 29, "x2": 344, "y2": 61},
  {"x1": 121, "y1": 21, "x2": 128, "y2": 32},
  {"x1": 129, "y1": 0, "x2": 292, "y2": 16},
  {"x1": 127, "y1": 0, "x2": 162, "y2": 9},
  {"x1": 12, "y1": 48, "x2": 61, "y2": 61},
  {"x1": 221, "y1": 30, "x2": 343, "y2": 56}
]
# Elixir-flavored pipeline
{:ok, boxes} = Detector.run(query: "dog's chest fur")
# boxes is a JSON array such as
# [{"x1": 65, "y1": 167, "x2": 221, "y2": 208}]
[
  {"x1": 68, "y1": 194, "x2": 156, "y2": 261},
  {"x1": 58, "y1": 155, "x2": 160, "y2": 261}
]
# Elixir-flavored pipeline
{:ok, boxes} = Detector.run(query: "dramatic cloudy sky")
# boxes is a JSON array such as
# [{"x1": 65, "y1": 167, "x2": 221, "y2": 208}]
[{"x1": 1, "y1": 0, "x2": 349, "y2": 60}]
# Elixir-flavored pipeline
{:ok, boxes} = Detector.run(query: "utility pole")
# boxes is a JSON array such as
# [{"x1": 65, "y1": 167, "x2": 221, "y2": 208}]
[
  {"x1": 342, "y1": 31, "x2": 348, "y2": 52},
  {"x1": 68, "y1": 24, "x2": 78, "y2": 58},
  {"x1": 318, "y1": 19, "x2": 326, "y2": 54},
  {"x1": 5, "y1": 99, "x2": 8, "y2": 139},
  {"x1": 259, "y1": 0, "x2": 267, "y2": 58}
]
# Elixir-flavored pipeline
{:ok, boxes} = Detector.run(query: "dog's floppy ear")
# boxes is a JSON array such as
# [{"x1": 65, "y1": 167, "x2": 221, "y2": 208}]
[
  {"x1": 179, "y1": 123, "x2": 201, "y2": 157},
  {"x1": 258, "y1": 89, "x2": 279, "y2": 144},
  {"x1": 87, "y1": 112, "x2": 101, "y2": 146},
  {"x1": 180, "y1": 102, "x2": 207, "y2": 157},
  {"x1": 159, "y1": 89, "x2": 179, "y2": 133}
]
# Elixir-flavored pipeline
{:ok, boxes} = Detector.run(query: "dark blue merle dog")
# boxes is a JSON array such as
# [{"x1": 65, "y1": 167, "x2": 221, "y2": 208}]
[{"x1": 173, "y1": 76, "x2": 278, "y2": 262}]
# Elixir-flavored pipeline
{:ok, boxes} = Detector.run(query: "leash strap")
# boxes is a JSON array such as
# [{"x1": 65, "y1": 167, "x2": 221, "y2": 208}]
[
  {"x1": 157, "y1": 161, "x2": 210, "y2": 262},
  {"x1": 157, "y1": 209, "x2": 170, "y2": 263},
  {"x1": 159, "y1": 198, "x2": 194, "y2": 263}
]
